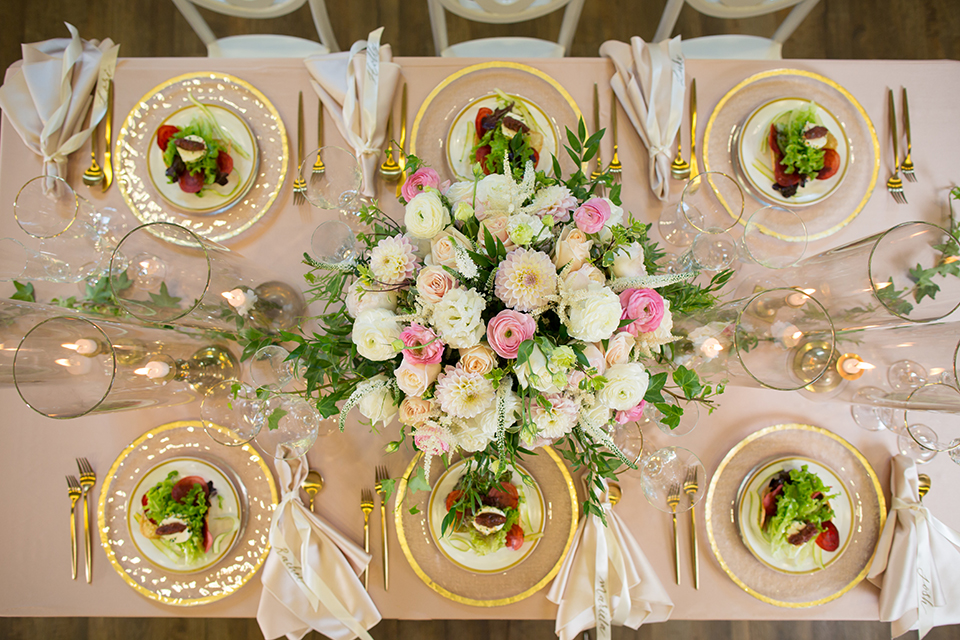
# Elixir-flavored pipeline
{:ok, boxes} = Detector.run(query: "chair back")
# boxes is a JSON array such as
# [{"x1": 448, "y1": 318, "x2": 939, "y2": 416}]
[
  {"x1": 654, "y1": 0, "x2": 819, "y2": 45},
  {"x1": 428, "y1": 0, "x2": 586, "y2": 56},
  {"x1": 173, "y1": 0, "x2": 339, "y2": 52}
]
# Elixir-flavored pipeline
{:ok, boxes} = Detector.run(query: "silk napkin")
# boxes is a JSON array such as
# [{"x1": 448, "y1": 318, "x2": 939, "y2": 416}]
[
  {"x1": 547, "y1": 482, "x2": 673, "y2": 640},
  {"x1": 257, "y1": 455, "x2": 380, "y2": 640},
  {"x1": 867, "y1": 455, "x2": 960, "y2": 638},
  {"x1": 599, "y1": 37, "x2": 684, "y2": 201},
  {"x1": 304, "y1": 27, "x2": 401, "y2": 198},
  {"x1": 0, "y1": 23, "x2": 118, "y2": 182}
]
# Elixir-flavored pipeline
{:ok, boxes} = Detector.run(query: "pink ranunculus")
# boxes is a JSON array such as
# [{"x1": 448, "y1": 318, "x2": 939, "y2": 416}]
[
  {"x1": 401, "y1": 167, "x2": 441, "y2": 202},
  {"x1": 616, "y1": 400, "x2": 647, "y2": 424},
  {"x1": 486, "y1": 309, "x2": 537, "y2": 359},
  {"x1": 573, "y1": 197, "x2": 611, "y2": 234},
  {"x1": 619, "y1": 288, "x2": 666, "y2": 336},
  {"x1": 399, "y1": 323, "x2": 445, "y2": 364}
]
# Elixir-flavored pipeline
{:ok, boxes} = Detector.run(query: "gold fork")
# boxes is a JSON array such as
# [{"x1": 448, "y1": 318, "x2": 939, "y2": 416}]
[
  {"x1": 82, "y1": 127, "x2": 104, "y2": 188},
  {"x1": 901, "y1": 87, "x2": 916, "y2": 183},
  {"x1": 293, "y1": 91, "x2": 307, "y2": 206},
  {"x1": 608, "y1": 91, "x2": 621, "y2": 180},
  {"x1": 77, "y1": 458, "x2": 96, "y2": 584},
  {"x1": 683, "y1": 467, "x2": 700, "y2": 589},
  {"x1": 310, "y1": 99, "x2": 325, "y2": 183},
  {"x1": 667, "y1": 482, "x2": 681, "y2": 585},
  {"x1": 380, "y1": 113, "x2": 401, "y2": 182},
  {"x1": 66, "y1": 475, "x2": 81, "y2": 580},
  {"x1": 375, "y1": 465, "x2": 389, "y2": 590},
  {"x1": 360, "y1": 489, "x2": 374, "y2": 590},
  {"x1": 886, "y1": 89, "x2": 907, "y2": 204}
]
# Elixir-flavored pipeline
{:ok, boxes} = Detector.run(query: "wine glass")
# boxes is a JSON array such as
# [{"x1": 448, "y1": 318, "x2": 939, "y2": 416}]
[
  {"x1": 850, "y1": 386, "x2": 892, "y2": 431},
  {"x1": 898, "y1": 424, "x2": 938, "y2": 464},
  {"x1": 302, "y1": 147, "x2": 364, "y2": 230},
  {"x1": 654, "y1": 400, "x2": 700, "y2": 437},
  {"x1": 14, "y1": 175, "x2": 99, "y2": 239},
  {"x1": 680, "y1": 231, "x2": 739, "y2": 272},
  {"x1": 200, "y1": 380, "x2": 264, "y2": 446},
  {"x1": 888, "y1": 359, "x2": 927, "y2": 392},
  {"x1": 310, "y1": 220, "x2": 359, "y2": 266},
  {"x1": 739, "y1": 206, "x2": 808, "y2": 269},
  {"x1": 254, "y1": 394, "x2": 321, "y2": 460},
  {"x1": 600, "y1": 421, "x2": 644, "y2": 474},
  {"x1": 249, "y1": 345, "x2": 306, "y2": 390},
  {"x1": 903, "y1": 383, "x2": 960, "y2": 455},
  {"x1": 639, "y1": 446, "x2": 705, "y2": 513}
]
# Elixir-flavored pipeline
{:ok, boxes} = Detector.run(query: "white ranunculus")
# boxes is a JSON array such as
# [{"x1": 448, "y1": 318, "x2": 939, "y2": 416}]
[
  {"x1": 581, "y1": 402, "x2": 612, "y2": 429},
  {"x1": 611, "y1": 242, "x2": 648, "y2": 278},
  {"x1": 565, "y1": 283, "x2": 622, "y2": 343},
  {"x1": 357, "y1": 375, "x2": 398, "y2": 427},
  {"x1": 635, "y1": 299, "x2": 676, "y2": 355},
  {"x1": 431, "y1": 288, "x2": 485, "y2": 349},
  {"x1": 476, "y1": 174, "x2": 525, "y2": 216},
  {"x1": 352, "y1": 308, "x2": 401, "y2": 361},
  {"x1": 514, "y1": 345, "x2": 561, "y2": 394},
  {"x1": 345, "y1": 280, "x2": 399, "y2": 317},
  {"x1": 598, "y1": 362, "x2": 650, "y2": 411},
  {"x1": 443, "y1": 181, "x2": 475, "y2": 206},
  {"x1": 404, "y1": 191, "x2": 450, "y2": 239}
]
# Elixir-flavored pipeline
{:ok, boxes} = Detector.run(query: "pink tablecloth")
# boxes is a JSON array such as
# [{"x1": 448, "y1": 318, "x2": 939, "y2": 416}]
[{"x1": 1, "y1": 56, "x2": 959, "y2": 619}]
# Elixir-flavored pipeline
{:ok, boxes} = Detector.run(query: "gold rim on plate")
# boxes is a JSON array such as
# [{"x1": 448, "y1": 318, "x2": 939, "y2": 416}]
[
  {"x1": 705, "y1": 423, "x2": 885, "y2": 608},
  {"x1": 98, "y1": 420, "x2": 278, "y2": 606},
  {"x1": 703, "y1": 69, "x2": 880, "y2": 242},
  {"x1": 396, "y1": 447, "x2": 579, "y2": 607},
  {"x1": 410, "y1": 61, "x2": 583, "y2": 183},
  {"x1": 115, "y1": 71, "x2": 288, "y2": 246}
]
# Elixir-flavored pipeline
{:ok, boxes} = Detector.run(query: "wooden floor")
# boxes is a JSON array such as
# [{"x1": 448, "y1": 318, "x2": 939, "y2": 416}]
[{"x1": 3, "y1": 0, "x2": 960, "y2": 638}]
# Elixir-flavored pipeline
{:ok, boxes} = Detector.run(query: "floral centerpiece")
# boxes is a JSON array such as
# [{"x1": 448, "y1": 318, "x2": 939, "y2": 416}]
[{"x1": 290, "y1": 123, "x2": 728, "y2": 517}]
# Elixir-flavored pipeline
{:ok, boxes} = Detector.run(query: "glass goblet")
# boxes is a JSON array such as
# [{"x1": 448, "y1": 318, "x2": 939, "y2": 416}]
[
  {"x1": 639, "y1": 446, "x2": 705, "y2": 514},
  {"x1": 249, "y1": 345, "x2": 305, "y2": 390},
  {"x1": 302, "y1": 147, "x2": 364, "y2": 229},
  {"x1": 682, "y1": 231, "x2": 738, "y2": 272},
  {"x1": 739, "y1": 205, "x2": 808, "y2": 269},
  {"x1": 200, "y1": 380, "x2": 264, "y2": 446},
  {"x1": 654, "y1": 400, "x2": 700, "y2": 437},
  {"x1": 903, "y1": 383, "x2": 960, "y2": 454},
  {"x1": 888, "y1": 359, "x2": 927, "y2": 392},
  {"x1": 898, "y1": 424, "x2": 938, "y2": 464},
  {"x1": 255, "y1": 395, "x2": 321, "y2": 460},
  {"x1": 14, "y1": 175, "x2": 98, "y2": 239},
  {"x1": 681, "y1": 171, "x2": 745, "y2": 235},
  {"x1": 310, "y1": 220, "x2": 359, "y2": 266},
  {"x1": 850, "y1": 386, "x2": 890, "y2": 431},
  {"x1": 600, "y1": 421, "x2": 644, "y2": 474}
]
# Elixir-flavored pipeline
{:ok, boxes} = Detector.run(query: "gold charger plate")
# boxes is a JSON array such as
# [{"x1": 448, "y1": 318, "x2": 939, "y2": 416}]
[
  {"x1": 98, "y1": 420, "x2": 278, "y2": 606},
  {"x1": 705, "y1": 423, "x2": 885, "y2": 608},
  {"x1": 116, "y1": 72, "x2": 288, "y2": 246},
  {"x1": 703, "y1": 69, "x2": 879, "y2": 241},
  {"x1": 396, "y1": 447, "x2": 579, "y2": 607},
  {"x1": 410, "y1": 62, "x2": 583, "y2": 182}
]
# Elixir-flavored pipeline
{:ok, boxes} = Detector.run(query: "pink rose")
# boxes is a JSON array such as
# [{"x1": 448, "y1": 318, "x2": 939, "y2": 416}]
[
  {"x1": 395, "y1": 360, "x2": 441, "y2": 396},
  {"x1": 416, "y1": 265, "x2": 457, "y2": 304},
  {"x1": 486, "y1": 309, "x2": 537, "y2": 359},
  {"x1": 401, "y1": 167, "x2": 441, "y2": 202},
  {"x1": 619, "y1": 288, "x2": 665, "y2": 336},
  {"x1": 573, "y1": 197, "x2": 611, "y2": 234},
  {"x1": 616, "y1": 400, "x2": 646, "y2": 425},
  {"x1": 399, "y1": 323, "x2": 444, "y2": 364}
]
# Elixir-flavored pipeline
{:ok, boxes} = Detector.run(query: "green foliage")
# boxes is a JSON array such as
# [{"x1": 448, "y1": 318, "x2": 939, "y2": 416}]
[{"x1": 10, "y1": 281, "x2": 35, "y2": 302}]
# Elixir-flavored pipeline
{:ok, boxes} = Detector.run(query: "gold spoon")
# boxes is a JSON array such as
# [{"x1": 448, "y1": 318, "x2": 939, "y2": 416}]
[
  {"x1": 607, "y1": 482, "x2": 622, "y2": 506},
  {"x1": 302, "y1": 469, "x2": 324, "y2": 511},
  {"x1": 918, "y1": 473, "x2": 931, "y2": 500},
  {"x1": 82, "y1": 127, "x2": 104, "y2": 187}
]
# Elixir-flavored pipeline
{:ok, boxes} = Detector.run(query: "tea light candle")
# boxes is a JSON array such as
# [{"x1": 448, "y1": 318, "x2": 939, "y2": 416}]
[
  {"x1": 700, "y1": 337, "x2": 723, "y2": 359},
  {"x1": 136, "y1": 360, "x2": 171, "y2": 379},
  {"x1": 56, "y1": 356, "x2": 92, "y2": 376},
  {"x1": 773, "y1": 321, "x2": 803, "y2": 348},
  {"x1": 786, "y1": 292, "x2": 807, "y2": 308},
  {"x1": 837, "y1": 353, "x2": 875, "y2": 380},
  {"x1": 74, "y1": 338, "x2": 98, "y2": 356},
  {"x1": 222, "y1": 288, "x2": 247, "y2": 309}
]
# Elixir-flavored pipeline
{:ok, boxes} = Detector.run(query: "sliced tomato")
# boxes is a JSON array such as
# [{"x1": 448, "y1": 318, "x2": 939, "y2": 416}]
[
  {"x1": 531, "y1": 149, "x2": 540, "y2": 167},
  {"x1": 141, "y1": 494, "x2": 149, "y2": 508},
  {"x1": 485, "y1": 482, "x2": 519, "y2": 510},
  {"x1": 475, "y1": 107, "x2": 493, "y2": 140},
  {"x1": 505, "y1": 524, "x2": 524, "y2": 550},
  {"x1": 760, "y1": 484, "x2": 783, "y2": 528},
  {"x1": 178, "y1": 170, "x2": 204, "y2": 194},
  {"x1": 157, "y1": 125, "x2": 180, "y2": 152},
  {"x1": 475, "y1": 145, "x2": 493, "y2": 175},
  {"x1": 171, "y1": 475, "x2": 210, "y2": 504},
  {"x1": 216, "y1": 150, "x2": 234, "y2": 176},
  {"x1": 817, "y1": 148, "x2": 840, "y2": 180},
  {"x1": 815, "y1": 520, "x2": 840, "y2": 552},
  {"x1": 202, "y1": 521, "x2": 213, "y2": 553},
  {"x1": 445, "y1": 490, "x2": 463, "y2": 513},
  {"x1": 769, "y1": 125, "x2": 802, "y2": 188}
]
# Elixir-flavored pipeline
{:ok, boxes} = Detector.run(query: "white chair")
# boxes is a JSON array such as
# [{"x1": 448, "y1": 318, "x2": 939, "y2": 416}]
[
  {"x1": 172, "y1": 0, "x2": 340, "y2": 58},
  {"x1": 427, "y1": 0, "x2": 587, "y2": 58},
  {"x1": 653, "y1": 0, "x2": 820, "y2": 60}
]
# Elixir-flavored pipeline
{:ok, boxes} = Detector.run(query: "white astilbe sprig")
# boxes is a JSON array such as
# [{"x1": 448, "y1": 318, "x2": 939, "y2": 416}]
[
  {"x1": 452, "y1": 240, "x2": 479, "y2": 280},
  {"x1": 608, "y1": 273, "x2": 691, "y2": 293},
  {"x1": 304, "y1": 254, "x2": 357, "y2": 272},
  {"x1": 340, "y1": 376, "x2": 399, "y2": 432},
  {"x1": 494, "y1": 376, "x2": 514, "y2": 462},
  {"x1": 498, "y1": 157, "x2": 536, "y2": 206},
  {"x1": 578, "y1": 413, "x2": 635, "y2": 470}
]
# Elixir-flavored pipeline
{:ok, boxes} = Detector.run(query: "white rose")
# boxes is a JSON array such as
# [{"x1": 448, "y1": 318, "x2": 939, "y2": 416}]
[
  {"x1": 394, "y1": 361, "x2": 441, "y2": 397},
  {"x1": 352, "y1": 308, "x2": 401, "y2": 361},
  {"x1": 428, "y1": 227, "x2": 471, "y2": 269},
  {"x1": 598, "y1": 362, "x2": 650, "y2": 411},
  {"x1": 565, "y1": 283, "x2": 621, "y2": 343},
  {"x1": 604, "y1": 331, "x2": 636, "y2": 367},
  {"x1": 597, "y1": 197, "x2": 625, "y2": 241},
  {"x1": 404, "y1": 191, "x2": 450, "y2": 239},
  {"x1": 416, "y1": 265, "x2": 457, "y2": 304},
  {"x1": 515, "y1": 345, "x2": 561, "y2": 394},
  {"x1": 611, "y1": 242, "x2": 648, "y2": 278},
  {"x1": 432, "y1": 288, "x2": 485, "y2": 349},
  {"x1": 476, "y1": 174, "x2": 525, "y2": 216},
  {"x1": 554, "y1": 225, "x2": 593, "y2": 271},
  {"x1": 345, "y1": 280, "x2": 399, "y2": 317},
  {"x1": 443, "y1": 181, "x2": 475, "y2": 206},
  {"x1": 357, "y1": 375, "x2": 398, "y2": 427}
]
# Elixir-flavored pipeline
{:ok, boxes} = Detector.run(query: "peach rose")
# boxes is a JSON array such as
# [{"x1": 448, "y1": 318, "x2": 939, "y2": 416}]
[
  {"x1": 477, "y1": 213, "x2": 514, "y2": 250},
  {"x1": 429, "y1": 227, "x2": 472, "y2": 269},
  {"x1": 563, "y1": 263, "x2": 605, "y2": 291},
  {"x1": 399, "y1": 396, "x2": 433, "y2": 425},
  {"x1": 416, "y1": 265, "x2": 457, "y2": 304},
  {"x1": 394, "y1": 361, "x2": 441, "y2": 397},
  {"x1": 604, "y1": 331, "x2": 636, "y2": 367},
  {"x1": 554, "y1": 225, "x2": 593, "y2": 271},
  {"x1": 458, "y1": 343, "x2": 498, "y2": 376}
]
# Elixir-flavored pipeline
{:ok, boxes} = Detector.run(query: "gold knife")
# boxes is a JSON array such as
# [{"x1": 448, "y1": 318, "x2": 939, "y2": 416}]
[
  {"x1": 395, "y1": 83, "x2": 408, "y2": 199},
  {"x1": 609, "y1": 91, "x2": 621, "y2": 178},
  {"x1": 688, "y1": 78, "x2": 699, "y2": 180},
  {"x1": 102, "y1": 79, "x2": 114, "y2": 192},
  {"x1": 591, "y1": 83, "x2": 602, "y2": 181}
]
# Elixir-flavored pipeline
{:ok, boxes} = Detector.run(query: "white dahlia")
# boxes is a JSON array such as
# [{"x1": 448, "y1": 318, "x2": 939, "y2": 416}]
[
  {"x1": 531, "y1": 393, "x2": 579, "y2": 439},
  {"x1": 435, "y1": 366, "x2": 496, "y2": 419},
  {"x1": 494, "y1": 248, "x2": 557, "y2": 312},
  {"x1": 369, "y1": 235, "x2": 419, "y2": 284}
]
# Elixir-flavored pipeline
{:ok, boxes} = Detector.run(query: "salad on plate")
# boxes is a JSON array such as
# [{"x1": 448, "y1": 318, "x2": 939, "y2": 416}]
[
  {"x1": 764, "y1": 102, "x2": 840, "y2": 198},
  {"x1": 469, "y1": 89, "x2": 547, "y2": 181},
  {"x1": 758, "y1": 465, "x2": 840, "y2": 563}
]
